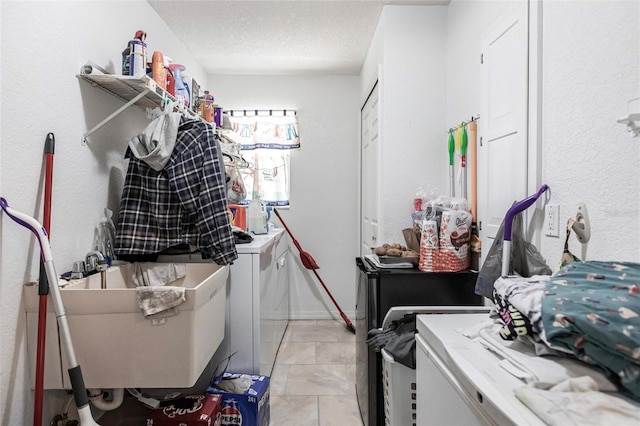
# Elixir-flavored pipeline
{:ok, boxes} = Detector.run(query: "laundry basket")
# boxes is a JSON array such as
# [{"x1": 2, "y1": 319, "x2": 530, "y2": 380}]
[
  {"x1": 378, "y1": 306, "x2": 491, "y2": 426},
  {"x1": 381, "y1": 348, "x2": 416, "y2": 426}
]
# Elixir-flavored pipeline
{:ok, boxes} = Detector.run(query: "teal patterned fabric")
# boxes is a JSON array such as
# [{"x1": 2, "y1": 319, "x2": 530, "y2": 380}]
[{"x1": 542, "y1": 261, "x2": 640, "y2": 401}]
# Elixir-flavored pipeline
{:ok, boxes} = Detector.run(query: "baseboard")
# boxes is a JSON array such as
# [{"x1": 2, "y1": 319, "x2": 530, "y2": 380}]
[{"x1": 288, "y1": 310, "x2": 356, "y2": 321}]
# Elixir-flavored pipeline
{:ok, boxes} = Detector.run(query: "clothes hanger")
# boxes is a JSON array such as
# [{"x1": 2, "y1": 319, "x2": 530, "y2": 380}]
[{"x1": 223, "y1": 152, "x2": 253, "y2": 170}]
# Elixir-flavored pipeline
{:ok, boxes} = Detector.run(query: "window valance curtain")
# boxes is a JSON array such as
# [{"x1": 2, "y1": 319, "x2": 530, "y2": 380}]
[{"x1": 227, "y1": 110, "x2": 300, "y2": 150}]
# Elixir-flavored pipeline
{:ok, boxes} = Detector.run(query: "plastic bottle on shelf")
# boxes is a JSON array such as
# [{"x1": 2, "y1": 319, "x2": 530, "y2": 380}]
[
  {"x1": 202, "y1": 91, "x2": 215, "y2": 123},
  {"x1": 151, "y1": 51, "x2": 166, "y2": 90},
  {"x1": 168, "y1": 64, "x2": 189, "y2": 107},
  {"x1": 165, "y1": 56, "x2": 175, "y2": 95},
  {"x1": 214, "y1": 105, "x2": 223, "y2": 126},
  {"x1": 121, "y1": 30, "x2": 147, "y2": 78},
  {"x1": 182, "y1": 74, "x2": 200, "y2": 113}
]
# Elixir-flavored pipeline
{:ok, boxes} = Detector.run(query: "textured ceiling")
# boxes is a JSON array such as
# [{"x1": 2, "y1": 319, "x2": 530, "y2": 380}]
[{"x1": 148, "y1": 0, "x2": 447, "y2": 75}]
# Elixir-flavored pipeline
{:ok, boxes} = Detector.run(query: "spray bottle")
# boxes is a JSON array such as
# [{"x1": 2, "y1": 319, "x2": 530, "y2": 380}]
[
  {"x1": 122, "y1": 30, "x2": 147, "y2": 78},
  {"x1": 168, "y1": 63, "x2": 189, "y2": 107}
]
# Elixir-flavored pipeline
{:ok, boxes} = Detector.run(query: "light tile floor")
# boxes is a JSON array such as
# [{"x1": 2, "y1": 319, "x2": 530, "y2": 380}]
[{"x1": 270, "y1": 320, "x2": 365, "y2": 426}]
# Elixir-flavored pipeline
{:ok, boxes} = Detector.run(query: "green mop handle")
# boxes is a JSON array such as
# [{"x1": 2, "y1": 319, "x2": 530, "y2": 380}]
[
  {"x1": 448, "y1": 129, "x2": 455, "y2": 197},
  {"x1": 461, "y1": 123, "x2": 468, "y2": 199}
]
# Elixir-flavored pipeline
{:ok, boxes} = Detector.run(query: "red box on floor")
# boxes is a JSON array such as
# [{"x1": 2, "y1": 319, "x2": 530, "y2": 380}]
[{"x1": 146, "y1": 394, "x2": 222, "y2": 425}]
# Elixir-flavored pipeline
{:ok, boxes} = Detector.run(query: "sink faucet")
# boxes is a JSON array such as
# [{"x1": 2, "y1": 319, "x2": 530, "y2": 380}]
[{"x1": 85, "y1": 251, "x2": 108, "y2": 289}]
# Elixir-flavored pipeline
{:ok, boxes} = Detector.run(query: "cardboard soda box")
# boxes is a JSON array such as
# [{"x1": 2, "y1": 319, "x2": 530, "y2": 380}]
[
  {"x1": 206, "y1": 374, "x2": 270, "y2": 426},
  {"x1": 146, "y1": 394, "x2": 222, "y2": 425}
]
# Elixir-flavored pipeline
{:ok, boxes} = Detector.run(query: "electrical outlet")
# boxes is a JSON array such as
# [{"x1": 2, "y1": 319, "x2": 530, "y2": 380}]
[{"x1": 544, "y1": 204, "x2": 560, "y2": 237}]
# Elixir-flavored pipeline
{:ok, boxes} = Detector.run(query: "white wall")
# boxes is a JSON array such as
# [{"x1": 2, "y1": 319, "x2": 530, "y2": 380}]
[
  {"x1": 0, "y1": 1, "x2": 204, "y2": 423},
  {"x1": 539, "y1": 0, "x2": 640, "y2": 263},
  {"x1": 446, "y1": 1, "x2": 512, "y2": 129},
  {"x1": 444, "y1": 0, "x2": 639, "y2": 265},
  {"x1": 360, "y1": 5, "x2": 449, "y2": 246},
  {"x1": 208, "y1": 75, "x2": 360, "y2": 319}
]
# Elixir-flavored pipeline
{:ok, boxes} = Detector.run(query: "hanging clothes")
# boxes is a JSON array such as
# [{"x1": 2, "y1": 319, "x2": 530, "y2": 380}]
[
  {"x1": 225, "y1": 110, "x2": 298, "y2": 206},
  {"x1": 115, "y1": 116, "x2": 237, "y2": 265}
]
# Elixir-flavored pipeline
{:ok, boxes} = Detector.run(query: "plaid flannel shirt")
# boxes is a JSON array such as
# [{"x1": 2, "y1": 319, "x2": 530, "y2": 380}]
[{"x1": 115, "y1": 117, "x2": 237, "y2": 265}]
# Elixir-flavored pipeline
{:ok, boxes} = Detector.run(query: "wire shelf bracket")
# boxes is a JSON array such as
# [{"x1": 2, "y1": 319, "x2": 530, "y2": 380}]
[
  {"x1": 81, "y1": 89, "x2": 150, "y2": 145},
  {"x1": 76, "y1": 74, "x2": 169, "y2": 145}
]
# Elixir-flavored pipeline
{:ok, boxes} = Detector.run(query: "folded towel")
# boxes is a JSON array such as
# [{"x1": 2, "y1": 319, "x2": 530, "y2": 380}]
[
  {"x1": 133, "y1": 263, "x2": 187, "y2": 317},
  {"x1": 474, "y1": 322, "x2": 616, "y2": 391},
  {"x1": 136, "y1": 286, "x2": 186, "y2": 317},
  {"x1": 515, "y1": 377, "x2": 640, "y2": 425}
]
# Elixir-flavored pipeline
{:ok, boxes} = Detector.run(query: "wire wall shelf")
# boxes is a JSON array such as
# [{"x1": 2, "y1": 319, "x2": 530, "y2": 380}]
[{"x1": 76, "y1": 73, "x2": 202, "y2": 144}]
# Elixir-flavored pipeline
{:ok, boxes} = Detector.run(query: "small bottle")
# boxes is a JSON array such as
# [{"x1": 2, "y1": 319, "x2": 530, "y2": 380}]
[
  {"x1": 214, "y1": 105, "x2": 222, "y2": 126},
  {"x1": 168, "y1": 64, "x2": 189, "y2": 107},
  {"x1": 122, "y1": 30, "x2": 147, "y2": 78},
  {"x1": 151, "y1": 51, "x2": 166, "y2": 89},
  {"x1": 202, "y1": 91, "x2": 214, "y2": 123},
  {"x1": 166, "y1": 68, "x2": 175, "y2": 95},
  {"x1": 121, "y1": 44, "x2": 131, "y2": 76}
]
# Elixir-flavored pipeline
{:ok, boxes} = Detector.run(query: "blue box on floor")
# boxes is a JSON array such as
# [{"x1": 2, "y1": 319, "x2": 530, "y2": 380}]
[{"x1": 206, "y1": 373, "x2": 270, "y2": 426}]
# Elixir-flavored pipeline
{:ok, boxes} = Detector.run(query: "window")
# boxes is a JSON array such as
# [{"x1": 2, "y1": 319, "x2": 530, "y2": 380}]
[{"x1": 225, "y1": 110, "x2": 299, "y2": 207}]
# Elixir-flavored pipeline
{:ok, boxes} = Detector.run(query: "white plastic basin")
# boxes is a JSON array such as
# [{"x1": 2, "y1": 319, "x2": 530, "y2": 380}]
[{"x1": 23, "y1": 262, "x2": 228, "y2": 389}]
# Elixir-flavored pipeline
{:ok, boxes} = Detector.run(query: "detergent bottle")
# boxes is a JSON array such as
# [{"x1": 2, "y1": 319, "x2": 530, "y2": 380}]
[
  {"x1": 202, "y1": 90, "x2": 215, "y2": 123},
  {"x1": 151, "y1": 51, "x2": 166, "y2": 89},
  {"x1": 247, "y1": 200, "x2": 268, "y2": 235},
  {"x1": 168, "y1": 64, "x2": 189, "y2": 107}
]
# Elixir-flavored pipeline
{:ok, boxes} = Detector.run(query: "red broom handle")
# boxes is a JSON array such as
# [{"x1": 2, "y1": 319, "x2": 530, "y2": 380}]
[
  {"x1": 43, "y1": 156, "x2": 53, "y2": 232},
  {"x1": 273, "y1": 209, "x2": 304, "y2": 252},
  {"x1": 34, "y1": 133, "x2": 54, "y2": 426},
  {"x1": 311, "y1": 269, "x2": 354, "y2": 329}
]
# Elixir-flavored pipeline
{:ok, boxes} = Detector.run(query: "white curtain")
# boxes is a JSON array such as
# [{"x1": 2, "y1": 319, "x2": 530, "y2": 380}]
[{"x1": 226, "y1": 110, "x2": 299, "y2": 206}]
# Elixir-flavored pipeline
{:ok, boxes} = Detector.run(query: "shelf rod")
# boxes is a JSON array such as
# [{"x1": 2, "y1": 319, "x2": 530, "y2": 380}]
[{"x1": 81, "y1": 88, "x2": 151, "y2": 145}]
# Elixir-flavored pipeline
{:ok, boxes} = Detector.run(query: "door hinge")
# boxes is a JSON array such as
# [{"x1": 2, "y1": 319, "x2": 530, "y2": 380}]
[
  {"x1": 479, "y1": 221, "x2": 482, "y2": 231},
  {"x1": 480, "y1": 53, "x2": 484, "y2": 64},
  {"x1": 480, "y1": 136, "x2": 483, "y2": 147}
]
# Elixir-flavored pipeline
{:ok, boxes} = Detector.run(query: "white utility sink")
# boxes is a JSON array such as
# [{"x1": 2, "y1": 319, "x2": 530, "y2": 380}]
[{"x1": 23, "y1": 262, "x2": 228, "y2": 389}]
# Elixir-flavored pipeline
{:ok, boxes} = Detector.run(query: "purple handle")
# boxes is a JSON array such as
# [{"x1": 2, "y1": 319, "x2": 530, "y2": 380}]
[
  {"x1": 0, "y1": 197, "x2": 49, "y2": 260},
  {"x1": 1, "y1": 197, "x2": 30, "y2": 229},
  {"x1": 503, "y1": 185, "x2": 549, "y2": 242}
]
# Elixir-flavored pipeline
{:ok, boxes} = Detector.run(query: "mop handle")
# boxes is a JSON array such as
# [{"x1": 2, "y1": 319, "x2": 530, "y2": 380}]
[
  {"x1": 0, "y1": 197, "x2": 100, "y2": 425},
  {"x1": 503, "y1": 184, "x2": 549, "y2": 242},
  {"x1": 469, "y1": 120, "x2": 477, "y2": 221},
  {"x1": 448, "y1": 130, "x2": 455, "y2": 197},
  {"x1": 0, "y1": 198, "x2": 52, "y2": 262}
]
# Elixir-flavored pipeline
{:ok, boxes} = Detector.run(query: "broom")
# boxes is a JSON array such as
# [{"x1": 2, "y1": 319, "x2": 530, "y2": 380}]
[{"x1": 274, "y1": 209, "x2": 355, "y2": 333}]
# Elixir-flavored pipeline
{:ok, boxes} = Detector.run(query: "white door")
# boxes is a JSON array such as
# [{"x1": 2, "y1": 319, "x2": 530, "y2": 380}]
[
  {"x1": 478, "y1": 2, "x2": 529, "y2": 264},
  {"x1": 361, "y1": 82, "x2": 380, "y2": 256}
]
